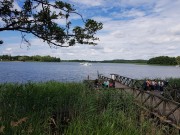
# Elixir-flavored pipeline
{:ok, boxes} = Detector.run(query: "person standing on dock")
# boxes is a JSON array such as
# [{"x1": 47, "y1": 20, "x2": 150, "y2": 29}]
[
  {"x1": 160, "y1": 81, "x2": 164, "y2": 94},
  {"x1": 102, "y1": 80, "x2": 109, "y2": 88},
  {"x1": 106, "y1": 80, "x2": 109, "y2": 88}
]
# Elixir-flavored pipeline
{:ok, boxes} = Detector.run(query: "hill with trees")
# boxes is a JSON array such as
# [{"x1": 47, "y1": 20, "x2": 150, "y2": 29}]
[{"x1": 147, "y1": 56, "x2": 177, "y2": 65}]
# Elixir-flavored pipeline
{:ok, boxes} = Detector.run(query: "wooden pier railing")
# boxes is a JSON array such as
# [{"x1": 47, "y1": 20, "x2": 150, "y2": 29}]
[{"x1": 98, "y1": 74, "x2": 180, "y2": 130}]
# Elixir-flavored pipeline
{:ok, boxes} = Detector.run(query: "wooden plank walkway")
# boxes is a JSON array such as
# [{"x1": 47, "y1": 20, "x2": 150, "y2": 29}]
[{"x1": 115, "y1": 81, "x2": 162, "y2": 97}]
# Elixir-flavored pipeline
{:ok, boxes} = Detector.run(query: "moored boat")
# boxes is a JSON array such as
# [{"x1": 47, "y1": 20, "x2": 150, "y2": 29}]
[{"x1": 80, "y1": 62, "x2": 92, "y2": 66}]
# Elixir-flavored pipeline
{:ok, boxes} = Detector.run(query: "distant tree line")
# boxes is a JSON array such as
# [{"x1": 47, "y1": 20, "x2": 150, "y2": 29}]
[
  {"x1": 62, "y1": 60, "x2": 88, "y2": 62},
  {"x1": 101, "y1": 59, "x2": 147, "y2": 64},
  {"x1": 62, "y1": 59, "x2": 147, "y2": 64},
  {"x1": 0, "y1": 55, "x2": 60, "y2": 62},
  {"x1": 1, "y1": 55, "x2": 180, "y2": 65},
  {"x1": 176, "y1": 56, "x2": 180, "y2": 65},
  {"x1": 147, "y1": 56, "x2": 179, "y2": 65},
  {"x1": 64, "y1": 57, "x2": 180, "y2": 65}
]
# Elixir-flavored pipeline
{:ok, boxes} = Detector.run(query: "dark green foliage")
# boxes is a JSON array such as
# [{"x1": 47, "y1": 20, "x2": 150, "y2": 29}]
[
  {"x1": 0, "y1": 40, "x2": 3, "y2": 44},
  {"x1": 147, "y1": 56, "x2": 177, "y2": 65},
  {"x1": 163, "y1": 78, "x2": 180, "y2": 102},
  {"x1": 0, "y1": 55, "x2": 10, "y2": 60},
  {"x1": 167, "y1": 78, "x2": 180, "y2": 88},
  {"x1": 0, "y1": 82, "x2": 85, "y2": 134},
  {"x1": 101, "y1": 59, "x2": 147, "y2": 64},
  {"x1": 176, "y1": 56, "x2": 180, "y2": 65},
  {"x1": 0, "y1": 55, "x2": 60, "y2": 62},
  {"x1": 0, "y1": 0, "x2": 103, "y2": 47}
]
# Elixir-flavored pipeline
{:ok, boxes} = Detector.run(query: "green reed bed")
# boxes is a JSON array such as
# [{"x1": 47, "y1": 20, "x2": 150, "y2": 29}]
[
  {"x1": 167, "y1": 78, "x2": 180, "y2": 87},
  {"x1": 0, "y1": 82, "x2": 163, "y2": 135}
]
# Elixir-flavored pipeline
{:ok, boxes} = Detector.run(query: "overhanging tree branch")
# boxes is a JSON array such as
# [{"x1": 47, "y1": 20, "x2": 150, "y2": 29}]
[{"x1": 0, "y1": 0, "x2": 103, "y2": 47}]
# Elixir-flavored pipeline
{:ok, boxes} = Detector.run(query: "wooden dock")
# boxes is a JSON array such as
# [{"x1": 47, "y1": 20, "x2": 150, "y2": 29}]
[
  {"x1": 98, "y1": 74, "x2": 180, "y2": 132},
  {"x1": 115, "y1": 81, "x2": 162, "y2": 96}
]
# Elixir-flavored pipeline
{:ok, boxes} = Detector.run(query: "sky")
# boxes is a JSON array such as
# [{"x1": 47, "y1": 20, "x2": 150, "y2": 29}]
[{"x1": 0, "y1": 0, "x2": 180, "y2": 60}]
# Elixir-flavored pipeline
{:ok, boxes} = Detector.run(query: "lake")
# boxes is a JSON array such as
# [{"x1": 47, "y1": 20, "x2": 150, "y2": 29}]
[{"x1": 0, "y1": 62, "x2": 180, "y2": 83}]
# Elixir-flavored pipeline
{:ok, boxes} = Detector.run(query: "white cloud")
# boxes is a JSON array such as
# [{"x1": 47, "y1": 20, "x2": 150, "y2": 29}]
[
  {"x1": 103, "y1": 47, "x2": 113, "y2": 53},
  {"x1": 98, "y1": 0, "x2": 156, "y2": 8},
  {"x1": 6, "y1": 48, "x2": 12, "y2": 51},
  {"x1": 70, "y1": 0, "x2": 103, "y2": 6},
  {"x1": 114, "y1": 9, "x2": 146, "y2": 18},
  {"x1": 167, "y1": 46, "x2": 177, "y2": 50},
  {"x1": 94, "y1": 5, "x2": 180, "y2": 60},
  {"x1": 92, "y1": 17, "x2": 112, "y2": 23}
]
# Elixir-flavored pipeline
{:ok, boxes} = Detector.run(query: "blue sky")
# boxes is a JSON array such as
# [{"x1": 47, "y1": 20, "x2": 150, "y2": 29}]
[{"x1": 0, "y1": 0, "x2": 180, "y2": 60}]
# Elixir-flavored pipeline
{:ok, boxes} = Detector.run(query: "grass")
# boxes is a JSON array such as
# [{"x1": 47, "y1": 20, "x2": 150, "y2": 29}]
[
  {"x1": 0, "y1": 82, "x2": 165, "y2": 134},
  {"x1": 167, "y1": 78, "x2": 180, "y2": 87}
]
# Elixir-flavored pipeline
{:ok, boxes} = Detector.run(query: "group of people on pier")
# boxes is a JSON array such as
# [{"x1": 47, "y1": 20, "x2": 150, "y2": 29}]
[
  {"x1": 142, "y1": 79, "x2": 168, "y2": 93},
  {"x1": 94, "y1": 79, "x2": 115, "y2": 88},
  {"x1": 94, "y1": 78, "x2": 169, "y2": 94}
]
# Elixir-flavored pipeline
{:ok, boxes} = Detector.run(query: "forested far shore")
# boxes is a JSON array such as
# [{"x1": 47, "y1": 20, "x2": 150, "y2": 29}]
[
  {"x1": 101, "y1": 56, "x2": 180, "y2": 65},
  {"x1": 62, "y1": 56, "x2": 180, "y2": 66},
  {"x1": 0, "y1": 55, "x2": 60, "y2": 62},
  {"x1": 62, "y1": 59, "x2": 148, "y2": 63},
  {"x1": 1, "y1": 55, "x2": 180, "y2": 65},
  {"x1": 147, "y1": 56, "x2": 180, "y2": 66}
]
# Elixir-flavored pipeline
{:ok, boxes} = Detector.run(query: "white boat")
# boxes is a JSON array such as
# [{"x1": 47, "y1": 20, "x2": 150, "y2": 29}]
[
  {"x1": 80, "y1": 62, "x2": 92, "y2": 66},
  {"x1": 175, "y1": 65, "x2": 180, "y2": 67}
]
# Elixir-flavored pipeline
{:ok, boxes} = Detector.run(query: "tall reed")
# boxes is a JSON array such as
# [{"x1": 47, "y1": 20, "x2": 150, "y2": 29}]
[{"x1": 0, "y1": 82, "x2": 164, "y2": 134}]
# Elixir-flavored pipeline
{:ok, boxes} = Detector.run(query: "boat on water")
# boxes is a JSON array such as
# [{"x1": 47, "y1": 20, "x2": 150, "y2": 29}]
[
  {"x1": 80, "y1": 62, "x2": 92, "y2": 66},
  {"x1": 175, "y1": 65, "x2": 180, "y2": 67}
]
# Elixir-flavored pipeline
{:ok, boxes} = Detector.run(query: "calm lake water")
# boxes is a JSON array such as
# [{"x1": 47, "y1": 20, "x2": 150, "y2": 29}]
[{"x1": 0, "y1": 62, "x2": 180, "y2": 83}]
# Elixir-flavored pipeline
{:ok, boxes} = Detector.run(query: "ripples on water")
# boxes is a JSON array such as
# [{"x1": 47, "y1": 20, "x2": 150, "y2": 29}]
[{"x1": 0, "y1": 62, "x2": 180, "y2": 83}]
